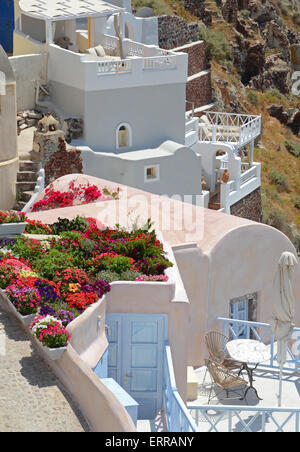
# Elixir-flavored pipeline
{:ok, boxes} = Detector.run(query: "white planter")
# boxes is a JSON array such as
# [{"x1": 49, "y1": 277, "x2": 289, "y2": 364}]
[
  {"x1": 41, "y1": 344, "x2": 67, "y2": 361},
  {"x1": 0, "y1": 288, "x2": 37, "y2": 326},
  {"x1": 0, "y1": 222, "x2": 27, "y2": 236}
]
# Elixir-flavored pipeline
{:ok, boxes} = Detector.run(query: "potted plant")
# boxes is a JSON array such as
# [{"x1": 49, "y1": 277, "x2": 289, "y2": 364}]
[
  {"x1": 0, "y1": 211, "x2": 27, "y2": 236},
  {"x1": 30, "y1": 315, "x2": 71, "y2": 360},
  {"x1": 4, "y1": 281, "x2": 41, "y2": 327}
]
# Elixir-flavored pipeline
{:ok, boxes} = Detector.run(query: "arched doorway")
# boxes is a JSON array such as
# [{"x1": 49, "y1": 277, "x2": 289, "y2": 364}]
[{"x1": 116, "y1": 123, "x2": 132, "y2": 149}]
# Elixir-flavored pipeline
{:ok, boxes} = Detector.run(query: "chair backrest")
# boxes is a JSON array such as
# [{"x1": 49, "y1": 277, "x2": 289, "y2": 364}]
[{"x1": 204, "y1": 330, "x2": 229, "y2": 363}]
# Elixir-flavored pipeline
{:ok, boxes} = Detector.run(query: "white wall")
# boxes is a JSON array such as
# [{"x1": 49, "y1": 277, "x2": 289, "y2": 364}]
[{"x1": 10, "y1": 53, "x2": 48, "y2": 110}]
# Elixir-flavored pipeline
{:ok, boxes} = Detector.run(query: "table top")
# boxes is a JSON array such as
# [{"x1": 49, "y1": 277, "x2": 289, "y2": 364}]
[{"x1": 226, "y1": 339, "x2": 271, "y2": 364}]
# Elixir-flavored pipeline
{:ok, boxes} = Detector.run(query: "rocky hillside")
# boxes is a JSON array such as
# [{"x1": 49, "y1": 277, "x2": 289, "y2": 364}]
[{"x1": 133, "y1": 0, "x2": 300, "y2": 251}]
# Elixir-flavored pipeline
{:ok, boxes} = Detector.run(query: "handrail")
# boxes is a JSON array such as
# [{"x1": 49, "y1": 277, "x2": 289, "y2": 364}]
[
  {"x1": 217, "y1": 317, "x2": 300, "y2": 371},
  {"x1": 163, "y1": 345, "x2": 198, "y2": 432},
  {"x1": 188, "y1": 404, "x2": 300, "y2": 432}
]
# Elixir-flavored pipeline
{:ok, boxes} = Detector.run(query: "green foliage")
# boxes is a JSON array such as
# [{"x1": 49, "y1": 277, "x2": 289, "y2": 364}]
[
  {"x1": 50, "y1": 216, "x2": 89, "y2": 235},
  {"x1": 131, "y1": 0, "x2": 172, "y2": 15},
  {"x1": 12, "y1": 237, "x2": 46, "y2": 263},
  {"x1": 269, "y1": 169, "x2": 289, "y2": 191},
  {"x1": 240, "y1": 9, "x2": 250, "y2": 19},
  {"x1": 285, "y1": 139, "x2": 300, "y2": 158},
  {"x1": 247, "y1": 90, "x2": 259, "y2": 106},
  {"x1": 198, "y1": 26, "x2": 233, "y2": 64},
  {"x1": 97, "y1": 269, "x2": 142, "y2": 282},
  {"x1": 34, "y1": 249, "x2": 75, "y2": 280},
  {"x1": 292, "y1": 196, "x2": 300, "y2": 210}
]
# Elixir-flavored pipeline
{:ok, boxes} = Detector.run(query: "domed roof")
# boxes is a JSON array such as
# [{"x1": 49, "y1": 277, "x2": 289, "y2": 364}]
[{"x1": 135, "y1": 7, "x2": 155, "y2": 17}]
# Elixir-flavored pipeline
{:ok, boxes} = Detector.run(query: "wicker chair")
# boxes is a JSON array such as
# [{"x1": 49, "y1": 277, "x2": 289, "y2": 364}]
[
  {"x1": 204, "y1": 330, "x2": 243, "y2": 371},
  {"x1": 205, "y1": 359, "x2": 248, "y2": 403}
]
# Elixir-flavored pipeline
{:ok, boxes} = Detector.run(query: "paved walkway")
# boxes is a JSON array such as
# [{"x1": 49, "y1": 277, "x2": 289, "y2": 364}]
[{"x1": 0, "y1": 310, "x2": 90, "y2": 432}]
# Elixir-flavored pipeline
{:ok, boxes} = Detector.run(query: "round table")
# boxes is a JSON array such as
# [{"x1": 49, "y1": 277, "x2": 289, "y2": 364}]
[{"x1": 226, "y1": 339, "x2": 271, "y2": 400}]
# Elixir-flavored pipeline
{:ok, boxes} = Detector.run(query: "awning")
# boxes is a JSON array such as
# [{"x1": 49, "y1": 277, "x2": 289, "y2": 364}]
[{"x1": 19, "y1": 0, "x2": 123, "y2": 21}]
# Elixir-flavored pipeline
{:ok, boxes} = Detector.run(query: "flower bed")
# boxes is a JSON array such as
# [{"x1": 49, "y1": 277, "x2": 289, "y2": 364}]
[
  {"x1": 0, "y1": 211, "x2": 27, "y2": 236},
  {"x1": 0, "y1": 215, "x2": 172, "y2": 349},
  {"x1": 31, "y1": 180, "x2": 120, "y2": 212}
]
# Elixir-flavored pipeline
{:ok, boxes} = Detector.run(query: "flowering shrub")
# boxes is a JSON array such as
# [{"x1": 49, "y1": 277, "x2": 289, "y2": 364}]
[
  {"x1": 25, "y1": 219, "x2": 52, "y2": 235},
  {"x1": 31, "y1": 181, "x2": 119, "y2": 212},
  {"x1": 0, "y1": 211, "x2": 26, "y2": 224},
  {"x1": 5, "y1": 282, "x2": 41, "y2": 315},
  {"x1": 65, "y1": 291, "x2": 99, "y2": 311},
  {"x1": 136, "y1": 274, "x2": 169, "y2": 282},
  {"x1": 0, "y1": 216, "x2": 171, "y2": 323},
  {"x1": 30, "y1": 315, "x2": 70, "y2": 348}
]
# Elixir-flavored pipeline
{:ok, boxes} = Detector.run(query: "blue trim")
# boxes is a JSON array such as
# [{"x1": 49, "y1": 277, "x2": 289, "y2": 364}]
[
  {"x1": 0, "y1": 0, "x2": 14, "y2": 53},
  {"x1": 93, "y1": 349, "x2": 108, "y2": 379}
]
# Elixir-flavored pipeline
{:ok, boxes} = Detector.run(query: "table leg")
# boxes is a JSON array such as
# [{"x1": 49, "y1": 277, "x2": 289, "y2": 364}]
[{"x1": 240, "y1": 363, "x2": 262, "y2": 401}]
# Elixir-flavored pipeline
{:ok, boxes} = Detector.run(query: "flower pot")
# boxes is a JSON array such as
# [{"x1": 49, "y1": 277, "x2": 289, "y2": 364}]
[
  {"x1": 0, "y1": 222, "x2": 27, "y2": 237},
  {"x1": 0, "y1": 289, "x2": 34, "y2": 324},
  {"x1": 41, "y1": 345, "x2": 67, "y2": 360},
  {"x1": 0, "y1": 289, "x2": 36, "y2": 326}
]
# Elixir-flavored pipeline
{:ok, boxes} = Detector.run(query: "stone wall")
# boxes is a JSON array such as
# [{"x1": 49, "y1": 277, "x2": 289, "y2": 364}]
[
  {"x1": 44, "y1": 138, "x2": 83, "y2": 186},
  {"x1": 174, "y1": 40, "x2": 208, "y2": 76},
  {"x1": 158, "y1": 16, "x2": 199, "y2": 50},
  {"x1": 173, "y1": 41, "x2": 213, "y2": 111},
  {"x1": 230, "y1": 187, "x2": 263, "y2": 223}
]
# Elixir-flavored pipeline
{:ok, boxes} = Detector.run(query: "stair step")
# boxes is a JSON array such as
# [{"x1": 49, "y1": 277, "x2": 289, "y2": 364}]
[
  {"x1": 19, "y1": 160, "x2": 39, "y2": 171},
  {"x1": 12, "y1": 201, "x2": 27, "y2": 211},
  {"x1": 20, "y1": 191, "x2": 34, "y2": 202},
  {"x1": 208, "y1": 202, "x2": 221, "y2": 210},
  {"x1": 16, "y1": 181, "x2": 37, "y2": 192},
  {"x1": 17, "y1": 171, "x2": 38, "y2": 182}
]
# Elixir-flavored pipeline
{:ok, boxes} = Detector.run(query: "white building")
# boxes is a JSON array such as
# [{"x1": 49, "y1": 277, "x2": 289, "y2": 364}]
[{"x1": 12, "y1": 0, "x2": 262, "y2": 214}]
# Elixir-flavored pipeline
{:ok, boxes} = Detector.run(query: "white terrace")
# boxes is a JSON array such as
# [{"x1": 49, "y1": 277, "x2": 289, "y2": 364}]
[
  {"x1": 16, "y1": 0, "x2": 187, "y2": 92},
  {"x1": 185, "y1": 318, "x2": 300, "y2": 433}
]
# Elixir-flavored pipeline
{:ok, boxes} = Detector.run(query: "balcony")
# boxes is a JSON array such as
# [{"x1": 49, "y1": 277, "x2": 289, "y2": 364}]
[
  {"x1": 199, "y1": 111, "x2": 262, "y2": 148},
  {"x1": 48, "y1": 34, "x2": 187, "y2": 91},
  {"x1": 187, "y1": 318, "x2": 300, "y2": 432}
]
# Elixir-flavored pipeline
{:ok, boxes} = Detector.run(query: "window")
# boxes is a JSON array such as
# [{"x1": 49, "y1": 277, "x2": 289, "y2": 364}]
[
  {"x1": 144, "y1": 165, "x2": 160, "y2": 183},
  {"x1": 116, "y1": 123, "x2": 132, "y2": 149}
]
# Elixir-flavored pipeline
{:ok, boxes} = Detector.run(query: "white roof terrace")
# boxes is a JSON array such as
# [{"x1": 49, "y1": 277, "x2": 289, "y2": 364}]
[{"x1": 19, "y1": 0, "x2": 123, "y2": 21}]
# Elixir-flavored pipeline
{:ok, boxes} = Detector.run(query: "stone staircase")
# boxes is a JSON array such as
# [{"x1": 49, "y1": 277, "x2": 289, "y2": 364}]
[{"x1": 13, "y1": 153, "x2": 41, "y2": 211}]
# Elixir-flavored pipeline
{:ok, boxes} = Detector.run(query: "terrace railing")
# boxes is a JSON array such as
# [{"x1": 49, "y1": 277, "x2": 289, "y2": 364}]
[
  {"x1": 189, "y1": 404, "x2": 300, "y2": 432},
  {"x1": 187, "y1": 317, "x2": 300, "y2": 432},
  {"x1": 217, "y1": 317, "x2": 300, "y2": 372},
  {"x1": 199, "y1": 112, "x2": 261, "y2": 147},
  {"x1": 163, "y1": 345, "x2": 198, "y2": 432}
]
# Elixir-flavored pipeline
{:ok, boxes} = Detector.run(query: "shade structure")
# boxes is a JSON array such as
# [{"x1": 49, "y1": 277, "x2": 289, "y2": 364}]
[{"x1": 271, "y1": 251, "x2": 298, "y2": 406}]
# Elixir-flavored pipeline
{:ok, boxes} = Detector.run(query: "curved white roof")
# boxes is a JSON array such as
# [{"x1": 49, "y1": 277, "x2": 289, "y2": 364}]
[{"x1": 19, "y1": 0, "x2": 123, "y2": 21}]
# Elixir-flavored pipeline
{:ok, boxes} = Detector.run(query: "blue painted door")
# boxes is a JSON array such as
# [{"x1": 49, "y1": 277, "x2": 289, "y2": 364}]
[
  {"x1": 0, "y1": 0, "x2": 14, "y2": 54},
  {"x1": 106, "y1": 313, "x2": 167, "y2": 420}
]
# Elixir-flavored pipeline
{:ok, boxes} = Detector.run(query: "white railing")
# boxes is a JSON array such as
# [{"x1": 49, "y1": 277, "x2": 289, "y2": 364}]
[
  {"x1": 185, "y1": 117, "x2": 199, "y2": 147},
  {"x1": 199, "y1": 112, "x2": 261, "y2": 147},
  {"x1": 188, "y1": 317, "x2": 300, "y2": 432},
  {"x1": 143, "y1": 56, "x2": 177, "y2": 71},
  {"x1": 217, "y1": 317, "x2": 300, "y2": 371},
  {"x1": 97, "y1": 59, "x2": 132, "y2": 74},
  {"x1": 163, "y1": 345, "x2": 198, "y2": 432},
  {"x1": 189, "y1": 404, "x2": 300, "y2": 432},
  {"x1": 240, "y1": 165, "x2": 258, "y2": 186}
]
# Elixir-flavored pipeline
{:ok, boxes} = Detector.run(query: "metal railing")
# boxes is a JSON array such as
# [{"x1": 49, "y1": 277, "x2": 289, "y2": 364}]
[
  {"x1": 187, "y1": 317, "x2": 300, "y2": 432},
  {"x1": 163, "y1": 345, "x2": 198, "y2": 432},
  {"x1": 189, "y1": 404, "x2": 300, "y2": 432},
  {"x1": 217, "y1": 317, "x2": 300, "y2": 371}
]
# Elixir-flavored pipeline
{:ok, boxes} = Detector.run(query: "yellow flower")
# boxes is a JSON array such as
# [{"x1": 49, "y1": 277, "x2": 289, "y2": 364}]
[{"x1": 69, "y1": 283, "x2": 80, "y2": 293}]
